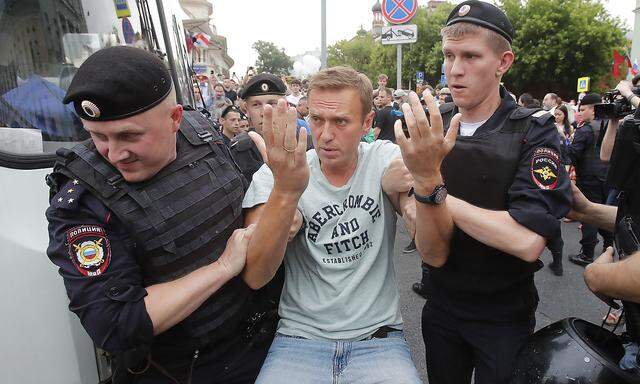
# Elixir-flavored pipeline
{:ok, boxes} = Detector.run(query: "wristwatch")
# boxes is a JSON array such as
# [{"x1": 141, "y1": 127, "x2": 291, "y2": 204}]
[{"x1": 409, "y1": 184, "x2": 447, "y2": 205}]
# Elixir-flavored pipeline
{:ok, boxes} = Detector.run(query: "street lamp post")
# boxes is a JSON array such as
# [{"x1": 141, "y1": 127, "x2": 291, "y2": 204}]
[{"x1": 321, "y1": 0, "x2": 327, "y2": 69}]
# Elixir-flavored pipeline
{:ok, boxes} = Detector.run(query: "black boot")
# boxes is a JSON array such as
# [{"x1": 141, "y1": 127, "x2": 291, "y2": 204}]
[
  {"x1": 412, "y1": 282, "x2": 428, "y2": 299},
  {"x1": 548, "y1": 254, "x2": 563, "y2": 276},
  {"x1": 569, "y1": 247, "x2": 594, "y2": 267}
]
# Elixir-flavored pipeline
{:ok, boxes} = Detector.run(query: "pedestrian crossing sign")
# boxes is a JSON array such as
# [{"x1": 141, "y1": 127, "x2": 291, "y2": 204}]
[
  {"x1": 114, "y1": 0, "x2": 131, "y2": 18},
  {"x1": 577, "y1": 77, "x2": 590, "y2": 92}
]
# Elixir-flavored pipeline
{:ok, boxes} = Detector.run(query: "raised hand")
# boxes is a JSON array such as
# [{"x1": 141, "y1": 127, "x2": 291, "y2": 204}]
[
  {"x1": 262, "y1": 99, "x2": 309, "y2": 197},
  {"x1": 394, "y1": 91, "x2": 461, "y2": 188}
]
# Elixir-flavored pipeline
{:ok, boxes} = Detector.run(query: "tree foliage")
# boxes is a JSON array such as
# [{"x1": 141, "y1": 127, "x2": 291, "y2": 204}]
[
  {"x1": 327, "y1": 0, "x2": 627, "y2": 98},
  {"x1": 501, "y1": 0, "x2": 627, "y2": 98},
  {"x1": 253, "y1": 40, "x2": 293, "y2": 76}
]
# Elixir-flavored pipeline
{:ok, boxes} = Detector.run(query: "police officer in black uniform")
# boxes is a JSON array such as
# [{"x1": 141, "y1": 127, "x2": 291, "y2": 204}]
[
  {"x1": 566, "y1": 93, "x2": 614, "y2": 266},
  {"x1": 46, "y1": 46, "x2": 276, "y2": 384},
  {"x1": 231, "y1": 74, "x2": 314, "y2": 183},
  {"x1": 394, "y1": 2, "x2": 571, "y2": 383}
]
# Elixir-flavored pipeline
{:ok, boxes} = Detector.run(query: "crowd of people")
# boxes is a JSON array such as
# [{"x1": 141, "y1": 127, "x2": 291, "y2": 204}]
[{"x1": 44, "y1": 1, "x2": 640, "y2": 383}]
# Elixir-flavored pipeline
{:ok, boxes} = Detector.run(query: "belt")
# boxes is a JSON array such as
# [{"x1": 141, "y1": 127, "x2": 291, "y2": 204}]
[{"x1": 365, "y1": 326, "x2": 397, "y2": 340}]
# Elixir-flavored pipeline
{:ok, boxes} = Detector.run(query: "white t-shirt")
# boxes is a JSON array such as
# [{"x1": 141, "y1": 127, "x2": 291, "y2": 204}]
[
  {"x1": 242, "y1": 141, "x2": 403, "y2": 340},
  {"x1": 286, "y1": 93, "x2": 302, "y2": 106},
  {"x1": 459, "y1": 118, "x2": 488, "y2": 136}
]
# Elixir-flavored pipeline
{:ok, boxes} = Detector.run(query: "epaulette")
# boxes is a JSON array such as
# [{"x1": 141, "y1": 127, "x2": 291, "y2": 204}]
[
  {"x1": 439, "y1": 102, "x2": 456, "y2": 114},
  {"x1": 50, "y1": 178, "x2": 86, "y2": 210}
]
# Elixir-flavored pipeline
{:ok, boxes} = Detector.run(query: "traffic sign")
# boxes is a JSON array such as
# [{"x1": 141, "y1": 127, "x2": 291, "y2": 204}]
[
  {"x1": 122, "y1": 17, "x2": 135, "y2": 44},
  {"x1": 381, "y1": 24, "x2": 418, "y2": 45},
  {"x1": 382, "y1": 0, "x2": 418, "y2": 25},
  {"x1": 577, "y1": 76, "x2": 590, "y2": 92},
  {"x1": 416, "y1": 71, "x2": 424, "y2": 84},
  {"x1": 114, "y1": 0, "x2": 131, "y2": 18}
]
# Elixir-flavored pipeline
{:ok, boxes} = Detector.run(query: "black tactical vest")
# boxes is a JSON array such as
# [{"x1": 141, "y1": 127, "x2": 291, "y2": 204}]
[
  {"x1": 608, "y1": 116, "x2": 640, "y2": 343},
  {"x1": 230, "y1": 131, "x2": 264, "y2": 183},
  {"x1": 576, "y1": 121, "x2": 609, "y2": 180},
  {"x1": 52, "y1": 111, "x2": 251, "y2": 346},
  {"x1": 429, "y1": 102, "x2": 548, "y2": 321}
]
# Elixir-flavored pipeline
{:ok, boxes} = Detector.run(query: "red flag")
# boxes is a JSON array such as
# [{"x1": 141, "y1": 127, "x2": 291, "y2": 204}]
[{"x1": 613, "y1": 50, "x2": 626, "y2": 77}]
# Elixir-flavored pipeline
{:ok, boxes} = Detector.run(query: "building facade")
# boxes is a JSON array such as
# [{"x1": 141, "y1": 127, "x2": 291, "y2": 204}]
[{"x1": 180, "y1": 0, "x2": 234, "y2": 80}]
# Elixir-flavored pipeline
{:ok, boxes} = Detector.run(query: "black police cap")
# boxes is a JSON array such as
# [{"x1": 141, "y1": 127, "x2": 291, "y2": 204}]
[
  {"x1": 63, "y1": 46, "x2": 172, "y2": 121},
  {"x1": 446, "y1": 0, "x2": 515, "y2": 44},
  {"x1": 238, "y1": 73, "x2": 286, "y2": 100},
  {"x1": 579, "y1": 93, "x2": 602, "y2": 106},
  {"x1": 221, "y1": 105, "x2": 241, "y2": 118}
]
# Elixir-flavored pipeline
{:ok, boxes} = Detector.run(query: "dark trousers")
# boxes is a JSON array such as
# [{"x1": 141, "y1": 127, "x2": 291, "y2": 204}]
[
  {"x1": 422, "y1": 302, "x2": 534, "y2": 384},
  {"x1": 130, "y1": 336, "x2": 271, "y2": 384},
  {"x1": 577, "y1": 176, "x2": 614, "y2": 257},
  {"x1": 547, "y1": 224, "x2": 564, "y2": 266},
  {"x1": 420, "y1": 262, "x2": 430, "y2": 285}
]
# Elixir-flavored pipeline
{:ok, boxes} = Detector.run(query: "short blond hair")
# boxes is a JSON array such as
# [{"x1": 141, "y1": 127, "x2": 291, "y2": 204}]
[
  {"x1": 308, "y1": 66, "x2": 373, "y2": 120},
  {"x1": 441, "y1": 22, "x2": 511, "y2": 55}
]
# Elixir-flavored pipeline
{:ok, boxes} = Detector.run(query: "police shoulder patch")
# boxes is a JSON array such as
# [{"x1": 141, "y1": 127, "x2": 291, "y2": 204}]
[
  {"x1": 530, "y1": 147, "x2": 560, "y2": 190},
  {"x1": 66, "y1": 225, "x2": 111, "y2": 277}
]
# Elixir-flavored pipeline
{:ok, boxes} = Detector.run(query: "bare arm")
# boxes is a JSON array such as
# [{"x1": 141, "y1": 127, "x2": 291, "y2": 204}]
[
  {"x1": 394, "y1": 92, "x2": 458, "y2": 267},
  {"x1": 144, "y1": 226, "x2": 253, "y2": 335},
  {"x1": 585, "y1": 248, "x2": 640, "y2": 303},
  {"x1": 566, "y1": 182, "x2": 617, "y2": 232},
  {"x1": 600, "y1": 118, "x2": 618, "y2": 162},
  {"x1": 446, "y1": 196, "x2": 545, "y2": 262},
  {"x1": 241, "y1": 100, "x2": 309, "y2": 290},
  {"x1": 414, "y1": 182, "x2": 454, "y2": 267}
]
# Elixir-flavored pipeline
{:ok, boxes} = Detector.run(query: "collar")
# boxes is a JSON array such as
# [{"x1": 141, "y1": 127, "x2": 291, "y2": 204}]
[{"x1": 452, "y1": 86, "x2": 516, "y2": 136}]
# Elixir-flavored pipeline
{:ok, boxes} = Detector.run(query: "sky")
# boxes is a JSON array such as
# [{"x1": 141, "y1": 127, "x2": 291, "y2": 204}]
[{"x1": 210, "y1": 0, "x2": 637, "y2": 75}]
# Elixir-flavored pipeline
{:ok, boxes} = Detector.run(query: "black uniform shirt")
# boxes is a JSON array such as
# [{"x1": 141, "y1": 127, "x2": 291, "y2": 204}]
[
  {"x1": 46, "y1": 179, "x2": 153, "y2": 353},
  {"x1": 445, "y1": 88, "x2": 572, "y2": 239},
  {"x1": 565, "y1": 121, "x2": 595, "y2": 166},
  {"x1": 433, "y1": 88, "x2": 572, "y2": 322}
]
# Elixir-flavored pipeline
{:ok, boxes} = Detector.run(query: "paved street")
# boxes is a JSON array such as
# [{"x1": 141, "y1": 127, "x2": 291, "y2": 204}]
[{"x1": 393, "y1": 219, "x2": 616, "y2": 382}]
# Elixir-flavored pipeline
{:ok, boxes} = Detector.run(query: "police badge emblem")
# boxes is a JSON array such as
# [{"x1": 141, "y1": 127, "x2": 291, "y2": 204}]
[
  {"x1": 530, "y1": 147, "x2": 560, "y2": 190},
  {"x1": 80, "y1": 100, "x2": 101, "y2": 118},
  {"x1": 66, "y1": 225, "x2": 111, "y2": 277}
]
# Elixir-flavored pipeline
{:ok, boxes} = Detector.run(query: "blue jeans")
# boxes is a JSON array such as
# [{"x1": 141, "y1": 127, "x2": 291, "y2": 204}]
[{"x1": 255, "y1": 331, "x2": 423, "y2": 384}]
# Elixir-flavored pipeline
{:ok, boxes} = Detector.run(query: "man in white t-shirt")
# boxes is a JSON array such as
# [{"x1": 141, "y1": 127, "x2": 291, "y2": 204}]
[
  {"x1": 241, "y1": 66, "x2": 458, "y2": 383},
  {"x1": 285, "y1": 78, "x2": 303, "y2": 106}
]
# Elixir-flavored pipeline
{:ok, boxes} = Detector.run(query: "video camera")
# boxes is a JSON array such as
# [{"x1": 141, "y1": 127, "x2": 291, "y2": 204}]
[{"x1": 594, "y1": 87, "x2": 640, "y2": 120}]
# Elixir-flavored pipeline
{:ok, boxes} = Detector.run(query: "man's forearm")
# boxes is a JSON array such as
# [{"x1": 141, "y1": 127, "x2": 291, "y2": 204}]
[
  {"x1": 144, "y1": 260, "x2": 235, "y2": 335},
  {"x1": 243, "y1": 190, "x2": 299, "y2": 289},
  {"x1": 572, "y1": 202, "x2": 617, "y2": 233},
  {"x1": 600, "y1": 119, "x2": 618, "y2": 162},
  {"x1": 446, "y1": 196, "x2": 545, "y2": 262},
  {"x1": 585, "y1": 251, "x2": 640, "y2": 303},
  {"x1": 414, "y1": 180, "x2": 454, "y2": 267}
]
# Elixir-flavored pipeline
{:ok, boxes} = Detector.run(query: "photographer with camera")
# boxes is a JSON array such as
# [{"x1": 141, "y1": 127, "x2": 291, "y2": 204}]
[
  {"x1": 600, "y1": 79, "x2": 640, "y2": 163},
  {"x1": 565, "y1": 94, "x2": 614, "y2": 266}
]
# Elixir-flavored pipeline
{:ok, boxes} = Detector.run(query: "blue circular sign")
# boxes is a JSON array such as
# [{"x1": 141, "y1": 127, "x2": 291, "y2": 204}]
[
  {"x1": 382, "y1": 0, "x2": 417, "y2": 24},
  {"x1": 122, "y1": 17, "x2": 135, "y2": 44}
]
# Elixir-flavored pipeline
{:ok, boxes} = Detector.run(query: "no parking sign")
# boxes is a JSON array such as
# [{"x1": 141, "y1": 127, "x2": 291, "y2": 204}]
[{"x1": 382, "y1": 0, "x2": 418, "y2": 24}]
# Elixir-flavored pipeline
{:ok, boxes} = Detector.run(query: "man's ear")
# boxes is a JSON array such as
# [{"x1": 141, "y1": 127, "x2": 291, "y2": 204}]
[
  {"x1": 497, "y1": 51, "x2": 514, "y2": 77},
  {"x1": 363, "y1": 110, "x2": 375, "y2": 134},
  {"x1": 170, "y1": 104, "x2": 183, "y2": 133}
]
